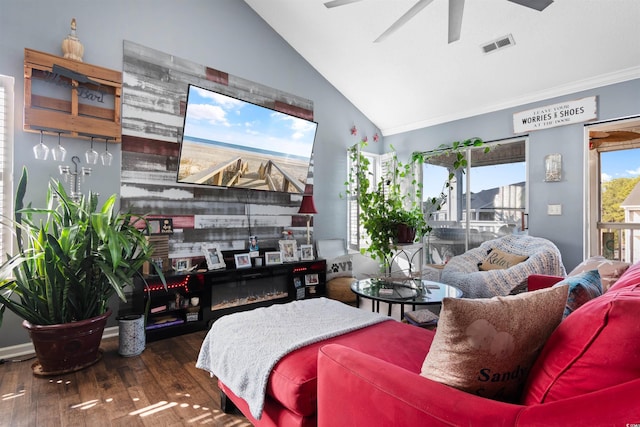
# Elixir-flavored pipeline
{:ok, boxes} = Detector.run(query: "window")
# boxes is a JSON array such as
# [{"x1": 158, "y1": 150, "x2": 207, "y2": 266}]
[
  {"x1": 422, "y1": 138, "x2": 527, "y2": 263},
  {"x1": 586, "y1": 117, "x2": 640, "y2": 263},
  {"x1": 0, "y1": 75, "x2": 14, "y2": 256}
]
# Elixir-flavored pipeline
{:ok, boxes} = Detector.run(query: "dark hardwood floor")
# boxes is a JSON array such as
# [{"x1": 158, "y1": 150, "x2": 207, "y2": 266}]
[{"x1": 0, "y1": 331, "x2": 250, "y2": 427}]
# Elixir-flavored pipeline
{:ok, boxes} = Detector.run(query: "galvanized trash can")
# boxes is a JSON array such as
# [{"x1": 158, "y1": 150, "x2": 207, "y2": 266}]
[{"x1": 118, "y1": 314, "x2": 145, "y2": 357}]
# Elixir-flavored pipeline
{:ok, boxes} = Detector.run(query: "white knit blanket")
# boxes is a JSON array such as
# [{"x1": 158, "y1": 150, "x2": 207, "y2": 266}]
[{"x1": 195, "y1": 297, "x2": 389, "y2": 420}]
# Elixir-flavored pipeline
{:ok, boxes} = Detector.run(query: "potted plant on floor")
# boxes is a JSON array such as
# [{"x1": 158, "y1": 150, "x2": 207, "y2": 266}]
[{"x1": 0, "y1": 167, "x2": 165, "y2": 375}]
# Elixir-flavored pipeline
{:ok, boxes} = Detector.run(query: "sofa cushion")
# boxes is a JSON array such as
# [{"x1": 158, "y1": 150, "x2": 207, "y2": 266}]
[
  {"x1": 267, "y1": 319, "x2": 434, "y2": 417},
  {"x1": 420, "y1": 285, "x2": 568, "y2": 403},
  {"x1": 569, "y1": 256, "x2": 629, "y2": 291},
  {"x1": 607, "y1": 259, "x2": 640, "y2": 292},
  {"x1": 552, "y1": 269, "x2": 602, "y2": 318},
  {"x1": 326, "y1": 254, "x2": 353, "y2": 281},
  {"x1": 522, "y1": 284, "x2": 640, "y2": 404},
  {"x1": 478, "y1": 248, "x2": 529, "y2": 271}
]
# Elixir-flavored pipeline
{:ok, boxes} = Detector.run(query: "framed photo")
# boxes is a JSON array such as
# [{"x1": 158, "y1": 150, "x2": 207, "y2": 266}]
[
  {"x1": 265, "y1": 251, "x2": 283, "y2": 265},
  {"x1": 279, "y1": 240, "x2": 298, "y2": 262},
  {"x1": 300, "y1": 244, "x2": 314, "y2": 260},
  {"x1": 174, "y1": 258, "x2": 191, "y2": 272},
  {"x1": 305, "y1": 273, "x2": 319, "y2": 286},
  {"x1": 234, "y1": 253, "x2": 252, "y2": 269},
  {"x1": 202, "y1": 243, "x2": 226, "y2": 270},
  {"x1": 148, "y1": 218, "x2": 173, "y2": 235}
]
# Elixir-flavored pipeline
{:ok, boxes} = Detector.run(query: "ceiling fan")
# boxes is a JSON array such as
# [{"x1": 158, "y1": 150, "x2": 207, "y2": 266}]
[{"x1": 324, "y1": 0, "x2": 553, "y2": 43}]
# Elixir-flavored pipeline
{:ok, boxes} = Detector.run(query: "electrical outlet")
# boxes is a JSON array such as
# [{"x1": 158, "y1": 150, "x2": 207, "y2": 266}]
[{"x1": 547, "y1": 204, "x2": 562, "y2": 215}]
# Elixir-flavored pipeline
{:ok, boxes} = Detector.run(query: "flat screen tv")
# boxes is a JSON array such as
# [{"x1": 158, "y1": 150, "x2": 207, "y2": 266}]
[{"x1": 177, "y1": 84, "x2": 317, "y2": 194}]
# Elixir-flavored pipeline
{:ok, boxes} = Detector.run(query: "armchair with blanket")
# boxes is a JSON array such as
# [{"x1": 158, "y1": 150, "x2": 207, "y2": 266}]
[{"x1": 440, "y1": 234, "x2": 566, "y2": 298}]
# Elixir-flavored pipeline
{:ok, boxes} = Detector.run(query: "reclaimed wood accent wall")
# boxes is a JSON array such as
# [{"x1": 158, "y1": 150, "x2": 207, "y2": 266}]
[{"x1": 121, "y1": 41, "x2": 314, "y2": 263}]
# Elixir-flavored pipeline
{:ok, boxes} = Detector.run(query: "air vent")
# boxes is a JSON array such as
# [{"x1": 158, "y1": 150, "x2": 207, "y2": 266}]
[{"x1": 481, "y1": 34, "x2": 515, "y2": 54}]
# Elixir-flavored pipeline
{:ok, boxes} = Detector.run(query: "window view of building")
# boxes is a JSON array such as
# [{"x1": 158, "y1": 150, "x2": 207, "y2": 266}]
[{"x1": 422, "y1": 139, "x2": 527, "y2": 263}]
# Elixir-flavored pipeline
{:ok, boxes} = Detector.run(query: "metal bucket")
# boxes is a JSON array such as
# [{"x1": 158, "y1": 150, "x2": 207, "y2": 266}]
[{"x1": 118, "y1": 314, "x2": 145, "y2": 357}]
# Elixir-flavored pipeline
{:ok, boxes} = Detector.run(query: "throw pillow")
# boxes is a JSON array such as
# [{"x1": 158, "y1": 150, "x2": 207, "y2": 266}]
[
  {"x1": 552, "y1": 269, "x2": 602, "y2": 318},
  {"x1": 478, "y1": 248, "x2": 528, "y2": 271},
  {"x1": 420, "y1": 285, "x2": 568, "y2": 403},
  {"x1": 523, "y1": 286, "x2": 640, "y2": 404},
  {"x1": 326, "y1": 254, "x2": 353, "y2": 281},
  {"x1": 568, "y1": 256, "x2": 630, "y2": 291}
]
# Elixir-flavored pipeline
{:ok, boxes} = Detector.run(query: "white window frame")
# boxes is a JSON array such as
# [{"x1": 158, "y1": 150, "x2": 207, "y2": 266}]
[{"x1": 0, "y1": 75, "x2": 14, "y2": 257}]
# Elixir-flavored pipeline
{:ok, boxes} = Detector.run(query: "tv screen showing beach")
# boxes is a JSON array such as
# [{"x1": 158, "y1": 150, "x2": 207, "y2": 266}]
[{"x1": 177, "y1": 84, "x2": 317, "y2": 194}]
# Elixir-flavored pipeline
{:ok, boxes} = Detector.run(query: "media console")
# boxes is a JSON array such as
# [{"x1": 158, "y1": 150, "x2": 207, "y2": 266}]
[{"x1": 120, "y1": 253, "x2": 326, "y2": 342}]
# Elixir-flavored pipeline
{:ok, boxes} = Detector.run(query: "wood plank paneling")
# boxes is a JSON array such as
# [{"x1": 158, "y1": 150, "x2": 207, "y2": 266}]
[{"x1": 121, "y1": 41, "x2": 315, "y2": 264}]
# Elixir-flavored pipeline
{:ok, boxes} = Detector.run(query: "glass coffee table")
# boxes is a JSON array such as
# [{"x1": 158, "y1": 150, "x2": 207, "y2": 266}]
[{"x1": 351, "y1": 278, "x2": 463, "y2": 318}]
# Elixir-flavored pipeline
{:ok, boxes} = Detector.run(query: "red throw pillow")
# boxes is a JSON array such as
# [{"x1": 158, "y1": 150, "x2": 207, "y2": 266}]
[{"x1": 522, "y1": 286, "x2": 640, "y2": 404}]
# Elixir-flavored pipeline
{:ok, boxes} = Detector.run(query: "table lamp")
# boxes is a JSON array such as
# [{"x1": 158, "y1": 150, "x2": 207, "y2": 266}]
[{"x1": 298, "y1": 194, "x2": 317, "y2": 245}]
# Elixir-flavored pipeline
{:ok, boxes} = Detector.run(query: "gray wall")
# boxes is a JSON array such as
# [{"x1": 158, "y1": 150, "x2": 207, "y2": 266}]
[
  {"x1": 0, "y1": 0, "x2": 377, "y2": 348},
  {"x1": 386, "y1": 79, "x2": 640, "y2": 273}
]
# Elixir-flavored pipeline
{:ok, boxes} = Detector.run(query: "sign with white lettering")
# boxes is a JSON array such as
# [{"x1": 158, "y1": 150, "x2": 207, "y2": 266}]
[{"x1": 513, "y1": 96, "x2": 597, "y2": 133}]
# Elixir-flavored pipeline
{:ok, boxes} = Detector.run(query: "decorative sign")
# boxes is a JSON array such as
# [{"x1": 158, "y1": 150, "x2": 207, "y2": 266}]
[{"x1": 513, "y1": 96, "x2": 597, "y2": 133}]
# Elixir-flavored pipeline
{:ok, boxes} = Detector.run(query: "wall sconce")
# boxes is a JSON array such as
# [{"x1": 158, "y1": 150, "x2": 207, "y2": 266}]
[
  {"x1": 298, "y1": 193, "x2": 317, "y2": 245},
  {"x1": 544, "y1": 153, "x2": 562, "y2": 182}
]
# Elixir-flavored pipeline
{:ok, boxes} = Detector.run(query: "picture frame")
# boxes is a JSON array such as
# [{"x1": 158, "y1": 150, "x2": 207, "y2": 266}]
[
  {"x1": 148, "y1": 218, "x2": 173, "y2": 235},
  {"x1": 202, "y1": 243, "x2": 226, "y2": 270},
  {"x1": 300, "y1": 244, "x2": 314, "y2": 260},
  {"x1": 305, "y1": 273, "x2": 319, "y2": 286},
  {"x1": 265, "y1": 251, "x2": 283, "y2": 266},
  {"x1": 174, "y1": 258, "x2": 191, "y2": 272},
  {"x1": 279, "y1": 239, "x2": 298, "y2": 262},
  {"x1": 234, "y1": 253, "x2": 252, "y2": 269}
]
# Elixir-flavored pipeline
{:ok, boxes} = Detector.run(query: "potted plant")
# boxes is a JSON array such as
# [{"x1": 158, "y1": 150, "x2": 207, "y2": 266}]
[
  {"x1": 346, "y1": 136, "x2": 487, "y2": 272},
  {"x1": 346, "y1": 142, "x2": 427, "y2": 272},
  {"x1": 0, "y1": 167, "x2": 165, "y2": 375}
]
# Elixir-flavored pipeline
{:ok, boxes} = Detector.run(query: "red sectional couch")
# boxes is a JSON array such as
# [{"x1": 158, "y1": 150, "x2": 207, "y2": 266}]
[
  {"x1": 219, "y1": 262, "x2": 640, "y2": 426},
  {"x1": 317, "y1": 263, "x2": 640, "y2": 426}
]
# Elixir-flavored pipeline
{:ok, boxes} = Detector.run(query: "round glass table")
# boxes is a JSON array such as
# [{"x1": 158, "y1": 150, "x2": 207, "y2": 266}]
[{"x1": 351, "y1": 278, "x2": 463, "y2": 317}]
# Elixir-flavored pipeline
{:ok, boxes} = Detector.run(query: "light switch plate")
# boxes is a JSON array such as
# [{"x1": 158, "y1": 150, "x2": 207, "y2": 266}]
[{"x1": 547, "y1": 204, "x2": 562, "y2": 215}]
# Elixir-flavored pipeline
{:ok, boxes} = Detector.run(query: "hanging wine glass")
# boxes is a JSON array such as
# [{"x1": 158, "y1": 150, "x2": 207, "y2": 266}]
[
  {"x1": 33, "y1": 130, "x2": 50, "y2": 160},
  {"x1": 85, "y1": 136, "x2": 99, "y2": 164},
  {"x1": 100, "y1": 137, "x2": 113, "y2": 166},
  {"x1": 52, "y1": 131, "x2": 67, "y2": 162}
]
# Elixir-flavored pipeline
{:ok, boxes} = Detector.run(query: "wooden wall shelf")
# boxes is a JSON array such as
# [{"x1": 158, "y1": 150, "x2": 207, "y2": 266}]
[{"x1": 23, "y1": 48, "x2": 122, "y2": 142}]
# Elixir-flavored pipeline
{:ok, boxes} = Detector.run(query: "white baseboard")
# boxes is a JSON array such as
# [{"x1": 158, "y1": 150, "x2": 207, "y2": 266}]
[{"x1": 0, "y1": 326, "x2": 119, "y2": 360}]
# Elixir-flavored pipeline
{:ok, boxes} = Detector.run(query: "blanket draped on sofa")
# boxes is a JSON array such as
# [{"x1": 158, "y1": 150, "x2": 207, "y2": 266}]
[{"x1": 195, "y1": 297, "x2": 389, "y2": 419}]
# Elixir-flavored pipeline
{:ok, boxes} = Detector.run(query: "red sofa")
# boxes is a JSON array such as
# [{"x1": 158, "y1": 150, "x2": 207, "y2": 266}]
[
  {"x1": 317, "y1": 264, "x2": 640, "y2": 426},
  {"x1": 220, "y1": 262, "x2": 640, "y2": 426}
]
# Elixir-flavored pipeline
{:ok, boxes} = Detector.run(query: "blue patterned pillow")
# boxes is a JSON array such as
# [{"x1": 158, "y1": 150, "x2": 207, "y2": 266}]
[{"x1": 553, "y1": 270, "x2": 602, "y2": 318}]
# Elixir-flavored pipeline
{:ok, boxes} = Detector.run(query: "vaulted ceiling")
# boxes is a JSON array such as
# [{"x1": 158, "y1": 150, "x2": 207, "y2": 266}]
[{"x1": 244, "y1": 0, "x2": 640, "y2": 136}]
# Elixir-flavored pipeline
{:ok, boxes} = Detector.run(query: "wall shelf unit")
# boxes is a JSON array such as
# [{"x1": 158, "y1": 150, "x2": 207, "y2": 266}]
[{"x1": 23, "y1": 48, "x2": 122, "y2": 142}]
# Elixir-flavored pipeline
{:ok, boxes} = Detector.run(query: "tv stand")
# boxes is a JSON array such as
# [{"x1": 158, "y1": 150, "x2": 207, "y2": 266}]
[{"x1": 121, "y1": 257, "x2": 326, "y2": 341}]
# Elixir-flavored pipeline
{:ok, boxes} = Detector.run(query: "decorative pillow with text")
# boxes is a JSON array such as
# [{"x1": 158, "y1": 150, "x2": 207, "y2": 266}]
[
  {"x1": 326, "y1": 254, "x2": 353, "y2": 281},
  {"x1": 478, "y1": 248, "x2": 528, "y2": 271},
  {"x1": 420, "y1": 285, "x2": 568, "y2": 403}
]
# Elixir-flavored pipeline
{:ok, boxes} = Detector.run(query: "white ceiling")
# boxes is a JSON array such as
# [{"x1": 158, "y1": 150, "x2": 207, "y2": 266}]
[{"x1": 243, "y1": 0, "x2": 640, "y2": 136}]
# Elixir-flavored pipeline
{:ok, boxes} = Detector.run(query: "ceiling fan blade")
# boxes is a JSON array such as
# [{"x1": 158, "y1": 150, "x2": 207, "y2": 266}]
[
  {"x1": 507, "y1": 0, "x2": 553, "y2": 12},
  {"x1": 448, "y1": 0, "x2": 465, "y2": 43},
  {"x1": 324, "y1": 0, "x2": 363, "y2": 8},
  {"x1": 374, "y1": 0, "x2": 436, "y2": 43}
]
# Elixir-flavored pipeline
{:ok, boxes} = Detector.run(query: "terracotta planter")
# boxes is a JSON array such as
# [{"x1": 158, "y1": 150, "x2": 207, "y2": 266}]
[
  {"x1": 396, "y1": 223, "x2": 417, "y2": 243},
  {"x1": 22, "y1": 309, "x2": 111, "y2": 376}
]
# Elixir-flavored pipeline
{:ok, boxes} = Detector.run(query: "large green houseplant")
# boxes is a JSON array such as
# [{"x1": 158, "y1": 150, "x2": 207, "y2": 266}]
[
  {"x1": 346, "y1": 137, "x2": 487, "y2": 272},
  {"x1": 346, "y1": 141, "x2": 427, "y2": 272},
  {"x1": 0, "y1": 167, "x2": 164, "y2": 374}
]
